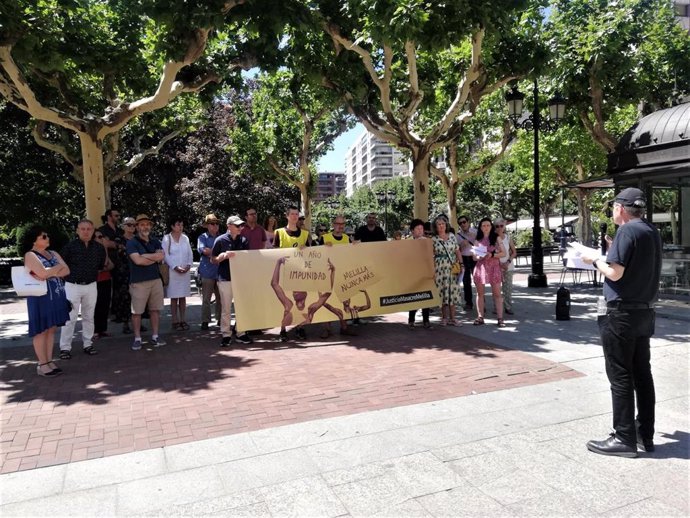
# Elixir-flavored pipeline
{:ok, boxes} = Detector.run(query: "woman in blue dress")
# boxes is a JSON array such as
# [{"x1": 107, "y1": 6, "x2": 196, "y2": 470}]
[{"x1": 21, "y1": 225, "x2": 71, "y2": 377}]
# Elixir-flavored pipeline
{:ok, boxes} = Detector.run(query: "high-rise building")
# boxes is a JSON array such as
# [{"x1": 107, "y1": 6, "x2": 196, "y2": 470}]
[
  {"x1": 345, "y1": 131, "x2": 409, "y2": 196},
  {"x1": 676, "y1": 1, "x2": 689, "y2": 31},
  {"x1": 314, "y1": 171, "x2": 346, "y2": 203}
]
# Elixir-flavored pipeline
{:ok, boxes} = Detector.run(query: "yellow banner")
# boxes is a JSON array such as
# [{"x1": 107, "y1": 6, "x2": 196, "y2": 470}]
[{"x1": 230, "y1": 239, "x2": 440, "y2": 331}]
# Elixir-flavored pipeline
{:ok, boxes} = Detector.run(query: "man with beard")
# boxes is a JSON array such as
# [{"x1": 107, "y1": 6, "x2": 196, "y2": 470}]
[{"x1": 126, "y1": 214, "x2": 166, "y2": 350}]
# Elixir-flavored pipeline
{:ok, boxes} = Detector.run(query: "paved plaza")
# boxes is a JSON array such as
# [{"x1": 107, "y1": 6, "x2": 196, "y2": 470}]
[{"x1": 0, "y1": 271, "x2": 688, "y2": 517}]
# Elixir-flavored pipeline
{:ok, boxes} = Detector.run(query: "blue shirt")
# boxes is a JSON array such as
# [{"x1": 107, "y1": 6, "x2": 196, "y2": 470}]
[
  {"x1": 211, "y1": 233, "x2": 249, "y2": 282},
  {"x1": 126, "y1": 236, "x2": 163, "y2": 284},
  {"x1": 197, "y1": 232, "x2": 220, "y2": 280}
]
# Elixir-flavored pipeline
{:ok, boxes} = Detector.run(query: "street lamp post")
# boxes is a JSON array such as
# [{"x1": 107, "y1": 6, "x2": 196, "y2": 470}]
[
  {"x1": 376, "y1": 190, "x2": 395, "y2": 235},
  {"x1": 506, "y1": 80, "x2": 566, "y2": 288}
]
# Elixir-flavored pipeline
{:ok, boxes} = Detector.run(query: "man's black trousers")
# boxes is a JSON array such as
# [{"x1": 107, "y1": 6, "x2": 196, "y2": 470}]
[{"x1": 598, "y1": 307, "x2": 656, "y2": 447}]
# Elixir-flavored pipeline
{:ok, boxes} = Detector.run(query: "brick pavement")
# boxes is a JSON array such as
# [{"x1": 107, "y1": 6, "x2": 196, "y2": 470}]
[{"x1": 0, "y1": 313, "x2": 581, "y2": 474}]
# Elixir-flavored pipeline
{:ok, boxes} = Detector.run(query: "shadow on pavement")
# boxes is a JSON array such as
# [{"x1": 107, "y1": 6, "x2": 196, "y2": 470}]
[
  {"x1": 652, "y1": 430, "x2": 690, "y2": 460},
  {"x1": 0, "y1": 334, "x2": 258, "y2": 406}
]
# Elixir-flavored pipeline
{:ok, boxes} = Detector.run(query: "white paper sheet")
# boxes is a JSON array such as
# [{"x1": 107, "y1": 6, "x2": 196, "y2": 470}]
[{"x1": 472, "y1": 244, "x2": 488, "y2": 258}]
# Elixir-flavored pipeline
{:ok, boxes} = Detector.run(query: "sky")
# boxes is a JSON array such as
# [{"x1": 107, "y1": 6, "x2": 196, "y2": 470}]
[{"x1": 316, "y1": 123, "x2": 363, "y2": 172}]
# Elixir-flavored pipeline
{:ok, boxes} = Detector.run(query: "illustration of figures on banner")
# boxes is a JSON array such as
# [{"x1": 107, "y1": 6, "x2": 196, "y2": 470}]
[{"x1": 230, "y1": 239, "x2": 440, "y2": 331}]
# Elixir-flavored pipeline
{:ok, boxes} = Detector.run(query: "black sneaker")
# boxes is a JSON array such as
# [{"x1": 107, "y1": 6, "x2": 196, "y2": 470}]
[
  {"x1": 295, "y1": 327, "x2": 307, "y2": 340},
  {"x1": 279, "y1": 330, "x2": 288, "y2": 342},
  {"x1": 236, "y1": 333, "x2": 253, "y2": 345},
  {"x1": 220, "y1": 336, "x2": 232, "y2": 347}
]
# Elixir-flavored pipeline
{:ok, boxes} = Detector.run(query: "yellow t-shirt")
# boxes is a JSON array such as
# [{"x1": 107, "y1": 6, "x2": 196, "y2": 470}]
[
  {"x1": 275, "y1": 227, "x2": 309, "y2": 248},
  {"x1": 321, "y1": 232, "x2": 351, "y2": 246}
]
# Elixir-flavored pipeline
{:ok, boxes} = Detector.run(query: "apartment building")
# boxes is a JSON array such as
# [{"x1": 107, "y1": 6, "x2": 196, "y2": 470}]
[
  {"x1": 345, "y1": 131, "x2": 409, "y2": 196},
  {"x1": 314, "y1": 171, "x2": 346, "y2": 203},
  {"x1": 676, "y1": 0, "x2": 690, "y2": 31}
]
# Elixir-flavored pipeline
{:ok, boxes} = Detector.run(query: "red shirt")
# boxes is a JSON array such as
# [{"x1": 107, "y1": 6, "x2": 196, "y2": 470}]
[{"x1": 240, "y1": 224, "x2": 267, "y2": 250}]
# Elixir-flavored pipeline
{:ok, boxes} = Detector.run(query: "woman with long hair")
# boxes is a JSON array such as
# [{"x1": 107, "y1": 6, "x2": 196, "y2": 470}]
[
  {"x1": 264, "y1": 215, "x2": 278, "y2": 249},
  {"x1": 472, "y1": 217, "x2": 506, "y2": 327},
  {"x1": 432, "y1": 215, "x2": 462, "y2": 326},
  {"x1": 21, "y1": 225, "x2": 71, "y2": 376}
]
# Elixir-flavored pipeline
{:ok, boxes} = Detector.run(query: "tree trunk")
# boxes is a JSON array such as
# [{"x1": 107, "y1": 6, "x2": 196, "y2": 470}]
[
  {"x1": 411, "y1": 151, "x2": 431, "y2": 220},
  {"x1": 299, "y1": 182, "x2": 311, "y2": 231},
  {"x1": 79, "y1": 134, "x2": 106, "y2": 222},
  {"x1": 446, "y1": 180, "x2": 458, "y2": 225},
  {"x1": 575, "y1": 188, "x2": 592, "y2": 246},
  {"x1": 670, "y1": 205, "x2": 678, "y2": 244}
]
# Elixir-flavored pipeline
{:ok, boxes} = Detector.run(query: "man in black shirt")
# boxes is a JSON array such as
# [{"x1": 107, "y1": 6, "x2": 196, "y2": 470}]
[
  {"x1": 581, "y1": 188, "x2": 662, "y2": 458},
  {"x1": 98, "y1": 208, "x2": 124, "y2": 320},
  {"x1": 354, "y1": 213, "x2": 387, "y2": 243},
  {"x1": 59, "y1": 219, "x2": 107, "y2": 358},
  {"x1": 212, "y1": 215, "x2": 252, "y2": 347}
]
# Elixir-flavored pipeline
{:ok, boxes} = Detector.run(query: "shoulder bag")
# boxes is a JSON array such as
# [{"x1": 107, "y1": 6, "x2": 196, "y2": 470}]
[
  {"x1": 12, "y1": 266, "x2": 47, "y2": 297},
  {"x1": 442, "y1": 238, "x2": 462, "y2": 276}
]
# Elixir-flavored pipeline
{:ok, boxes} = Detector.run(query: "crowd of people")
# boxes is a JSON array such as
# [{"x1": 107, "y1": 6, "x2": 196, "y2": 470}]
[{"x1": 20, "y1": 207, "x2": 516, "y2": 377}]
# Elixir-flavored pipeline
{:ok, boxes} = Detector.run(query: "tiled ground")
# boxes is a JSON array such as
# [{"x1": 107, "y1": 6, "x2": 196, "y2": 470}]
[{"x1": 0, "y1": 313, "x2": 581, "y2": 474}]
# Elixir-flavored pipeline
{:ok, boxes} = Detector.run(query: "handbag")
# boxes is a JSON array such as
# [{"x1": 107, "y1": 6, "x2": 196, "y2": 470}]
[
  {"x1": 159, "y1": 233, "x2": 173, "y2": 287},
  {"x1": 159, "y1": 263, "x2": 170, "y2": 287},
  {"x1": 11, "y1": 266, "x2": 47, "y2": 297},
  {"x1": 441, "y1": 238, "x2": 462, "y2": 276}
]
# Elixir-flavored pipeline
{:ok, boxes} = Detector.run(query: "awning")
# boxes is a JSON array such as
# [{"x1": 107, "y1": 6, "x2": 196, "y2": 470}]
[
  {"x1": 511, "y1": 215, "x2": 578, "y2": 231},
  {"x1": 564, "y1": 176, "x2": 615, "y2": 189}
]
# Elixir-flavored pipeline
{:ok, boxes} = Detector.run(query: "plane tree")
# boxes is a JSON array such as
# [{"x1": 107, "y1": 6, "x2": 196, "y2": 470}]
[
  {"x1": 291, "y1": 0, "x2": 545, "y2": 219},
  {"x1": 0, "y1": 0, "x2": 289, "y2": 220},
  {"x1": 548, "y1": 0, "x2": 690, "y2": 153},
  {"x1": 228, "y1": 70, "x2": 354, "y2": 229}
]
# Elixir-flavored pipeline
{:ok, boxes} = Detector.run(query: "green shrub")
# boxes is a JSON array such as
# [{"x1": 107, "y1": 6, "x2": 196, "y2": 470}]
[
  {"x1": 514, "y1": 228, "x2": 554, "y2": 248},
  {"x1": 0, "y1": 246, "x2": 17, "y2": 258}
]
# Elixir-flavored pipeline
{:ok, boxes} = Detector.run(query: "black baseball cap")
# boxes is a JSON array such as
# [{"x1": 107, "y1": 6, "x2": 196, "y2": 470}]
[{"x1": 614, "y1": 187, "x2": 646, "y2": 208}]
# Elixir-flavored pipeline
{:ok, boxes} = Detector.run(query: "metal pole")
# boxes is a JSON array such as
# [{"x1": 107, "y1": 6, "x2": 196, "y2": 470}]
[{"x1": 528, "y1": 78, "x2": 547, "y2": 288}]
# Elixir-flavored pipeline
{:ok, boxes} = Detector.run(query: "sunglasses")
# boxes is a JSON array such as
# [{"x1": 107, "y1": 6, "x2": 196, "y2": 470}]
[{"x1": 458, "y1": 220, "x2": 468, "y2": 224}]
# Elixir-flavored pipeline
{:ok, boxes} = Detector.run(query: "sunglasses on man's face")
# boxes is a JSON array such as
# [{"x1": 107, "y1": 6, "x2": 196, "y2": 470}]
[{"x1": 459, "y1": 220, "x2": 468, "y2": 225}]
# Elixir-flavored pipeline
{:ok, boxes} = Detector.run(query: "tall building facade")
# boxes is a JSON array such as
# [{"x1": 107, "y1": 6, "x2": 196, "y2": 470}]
[
  {"x1": 314, "y1": 171, "x2": 346, "y2": 203},
  {"x1": 345, "y1": 131, "x2": 409, "y2": 196},
  {"x1": 676, "y1": 0, "x2": 690, "y2": 31}
]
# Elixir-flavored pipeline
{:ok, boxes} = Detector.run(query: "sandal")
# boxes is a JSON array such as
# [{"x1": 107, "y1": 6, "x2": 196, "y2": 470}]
[
  {"x1": 179, "y1": 322, "x2": 190, "y2": 331},
  {"x1": 473, "y1": 317, "x2": 485, "y2": 326},
  {"x1": 59, "y1": 350, "x2": 71, "y2": 360},
  {"x1": 83, "y1": 346, "x2": 99, "y2": 355},
  {"x1": 439, "y1": 318, "x2": 448, "y2": 326},
  {"x1": 172, "y1": 322, "x2": 181, "y2": 330},
  {"x1": 449, "y1": 319, "x2": 461, "y2": 327},
  {"x1": 497, "y1": 319, "x2": 506, "y2": 328}
]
